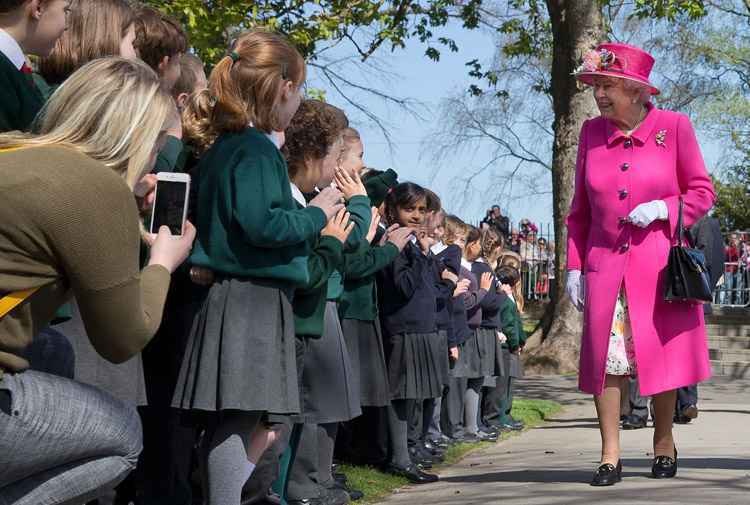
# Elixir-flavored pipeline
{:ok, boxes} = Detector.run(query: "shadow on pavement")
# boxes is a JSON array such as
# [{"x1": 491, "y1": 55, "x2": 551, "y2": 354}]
[{"x1": 439, "y1": 457, "x2": 750, "y2": 486}]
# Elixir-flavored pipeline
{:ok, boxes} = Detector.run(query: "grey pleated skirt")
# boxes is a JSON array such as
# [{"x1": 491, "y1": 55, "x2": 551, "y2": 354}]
[
  {"x1": 341, "y1": 318, "x2": 390, "y2": 408},
  {"x1": 172, "y1": 278, "x2": 299, "y2": 416},
  {"x1": 385, "y1": 330, "x2": 444, "y2": 400},
  {"x1": 500, "y1": 346, "x2": 524, "y2": 378},
  {"x1": 453, "y1": 331, "x2": 482, "y2": 379},
  {"x1": 476, "y1": 327, "x2": 503, "y2": 377},
  {"x1": 59, "y1": 300, "x2": 147, "y2": 406},
  {"x1": 299, "y1": 302, "x2": 361, "y2": 424}
]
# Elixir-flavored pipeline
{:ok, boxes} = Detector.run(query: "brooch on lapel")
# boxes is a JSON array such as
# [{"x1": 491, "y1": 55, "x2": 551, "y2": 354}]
[{"x1": 655, "y1": 129, "x2": 667, "y2": 147}]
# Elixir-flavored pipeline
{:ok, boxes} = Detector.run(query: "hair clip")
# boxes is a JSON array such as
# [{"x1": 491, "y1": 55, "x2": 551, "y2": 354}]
[
  {"x1": 229, "y1": 51, "x2": 240, "y2": 63},
  {"x1": 281, "y1": 62, "x2": 288, "y2": 80}
]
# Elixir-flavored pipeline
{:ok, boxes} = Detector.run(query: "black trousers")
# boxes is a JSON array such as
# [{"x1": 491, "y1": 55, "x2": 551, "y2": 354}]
[
  {"x1": 336, "y1": 407, "x2": 389, "y2": 466},
  {"x1": 407, "y1": 398, "x2": 438, "y2": 447},
  {"x1": 441, "y1": 376, "x2": 467, "y2": 438}
]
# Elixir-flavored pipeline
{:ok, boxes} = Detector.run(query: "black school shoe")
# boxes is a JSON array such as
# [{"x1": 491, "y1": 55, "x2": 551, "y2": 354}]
[
  {"x1": 498, "y1": 420, "x2": 523, "y2": 432},
  {"x1": 423, "y1": 439, "x2": 447, "y2": 453},
  {"x1": 288, "y1": 488, "x2": 350, "y2": 505},
  {"x1": 590, "y1": 460, "x2": 622, "y2": 486},
  {"x1": 409, "y1": 445, "x2": 443, "y2": 467},
  {"x1": 384, "y1": 463, "x2": 439, "y2": 484},
  {"x1": 331, "y1": 480, "x2": 364, "y2": 501},
  {"x1": 420, "y1": 442, "x2": 446, "y2": 460},
  {"x1": 427, "y1": 436, "x2": 451, "y2": 449},
  {"x1": 652, "y1": 447, "x2": 678, "y2": 479}
]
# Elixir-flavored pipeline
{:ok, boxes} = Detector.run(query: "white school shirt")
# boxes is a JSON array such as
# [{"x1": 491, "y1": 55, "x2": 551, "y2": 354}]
[
  {"x1": 290, "y1": 183, "x2": 306, "y2": 207},
  {"x1": 0, "y1": 29, "x2": 24, "y2": 70},
  {"x1": 431, "y1": 242, "x2": 448, "y2": 255}
]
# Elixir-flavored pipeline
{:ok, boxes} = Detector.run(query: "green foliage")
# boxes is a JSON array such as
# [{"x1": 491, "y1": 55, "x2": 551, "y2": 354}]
[
  {"x1": 712, "y1": 167, "x2": 750, "y2": 231},
  {"x1": 633, "y1": 0, "x2": 707, "y2": 20},
  {"x1": 142, "y1": 0, "x2": 483, "y2": 67}
]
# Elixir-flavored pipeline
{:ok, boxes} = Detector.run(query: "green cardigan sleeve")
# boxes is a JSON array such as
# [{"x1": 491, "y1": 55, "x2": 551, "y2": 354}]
[
  {"x1": 231, "y1": 152, "x2": 327, "y2": 247},
  {"x1": 298, "y1": 236, "x2": 344, "y2": 294},
  {"x1": 344, "y1": 242, "x2": 400, "y2": 280},
  {"x1": 517, "y1": 310, "x2": 527, "y2": 346},
  {"x1": 342, "y1": 195, "x2": 372, "y2": 250},
  {"x1": 500, "y1": 297, "x2": 520, "y2": 350}
]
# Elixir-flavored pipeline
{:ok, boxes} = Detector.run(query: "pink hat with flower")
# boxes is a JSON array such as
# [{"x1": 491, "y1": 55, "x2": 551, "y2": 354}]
[{"x1": 574, "y1": 42, "x2": 660, "y2": 95}]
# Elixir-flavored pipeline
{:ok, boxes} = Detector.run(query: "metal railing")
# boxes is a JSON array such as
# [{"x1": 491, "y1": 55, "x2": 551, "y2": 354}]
[
  {"x1": 498, "y1": 222, "x2": 555, "y2": 302},
  {"x1": 492, "y1": 223, "x2": 750, "y2": 305},
  {"x1": 714, "y1": 261, "x2": 750, "y2": 307}
]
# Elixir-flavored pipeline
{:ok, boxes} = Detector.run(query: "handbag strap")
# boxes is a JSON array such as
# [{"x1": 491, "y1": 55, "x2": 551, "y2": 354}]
[{"x1": 676, "y1": 197, "x2": 684, "y2": 245}]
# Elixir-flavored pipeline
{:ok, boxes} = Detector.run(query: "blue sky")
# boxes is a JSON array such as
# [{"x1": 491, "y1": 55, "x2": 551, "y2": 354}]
[{"x1": 309, "y1": 22, "x2": 723, "y2": 233}]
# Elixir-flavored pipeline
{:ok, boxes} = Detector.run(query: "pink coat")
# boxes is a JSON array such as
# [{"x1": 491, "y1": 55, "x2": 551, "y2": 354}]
[{"x1": 566, "y1": 103, "x2": 715, "y2": 396}]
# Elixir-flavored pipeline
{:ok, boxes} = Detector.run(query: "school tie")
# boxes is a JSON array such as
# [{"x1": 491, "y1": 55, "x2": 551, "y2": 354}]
[{"x1": 20, "y1": 62, "x2": 38, "y2": 90}]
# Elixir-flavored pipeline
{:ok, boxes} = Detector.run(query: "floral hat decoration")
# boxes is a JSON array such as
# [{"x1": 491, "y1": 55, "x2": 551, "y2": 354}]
[{"x1": 574, "y1": 42, "x2": 660, "y2": 96}]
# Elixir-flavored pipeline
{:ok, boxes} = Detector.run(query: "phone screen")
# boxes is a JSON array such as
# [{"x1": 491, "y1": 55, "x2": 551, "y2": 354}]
[{"x1": 151, "y1": 180, "x2": 188, "y2": 235}]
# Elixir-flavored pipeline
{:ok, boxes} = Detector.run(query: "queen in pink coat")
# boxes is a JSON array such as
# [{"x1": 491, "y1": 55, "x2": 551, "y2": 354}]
[{"x1": 565, "y1": 43, "x2": 715, "y2": 487}]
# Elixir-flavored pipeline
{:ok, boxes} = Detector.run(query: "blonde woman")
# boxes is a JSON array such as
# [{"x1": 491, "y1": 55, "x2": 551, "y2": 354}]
[{"x1": 0, "y1": 57, "x2": 195, "y2": 504}]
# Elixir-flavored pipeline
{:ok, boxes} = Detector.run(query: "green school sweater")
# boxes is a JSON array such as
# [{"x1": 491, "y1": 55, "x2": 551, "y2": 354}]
[
  {"x1": 339, "y1": 241, "x2": 399, "y2": 321},
  {"x1": 500, "y1": 296, "x2": 526, "y2": 351},
  {"x1": 293, "y1": 235, "x2": 344, "y2": 337},
  {"x1": 189, "y1": 127, "x2": 326, "y2": 290},
  {"x1": 295, "y1": 195, "x2": 372, "y2": 336},
  {"x1": 325, "y1": 195, "x2": 372, "y2": 302},
  {"x1": 31, "y1": 73, "x2": 56, "y2": 101},
  {"x1": 152, "y1": 135, "x2": 184, "y2": 173},
  {"x1": 0, "y1": 53, "x2": 44, "y2": 132}
]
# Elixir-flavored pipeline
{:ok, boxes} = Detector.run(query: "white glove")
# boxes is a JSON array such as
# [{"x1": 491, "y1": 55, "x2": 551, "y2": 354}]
[
  {"x1": 566, "y1": 270, "x2": 585, "y2": 312},
  {"x1": 628, "y1": 200, "x2": 668, "y2": 228}
]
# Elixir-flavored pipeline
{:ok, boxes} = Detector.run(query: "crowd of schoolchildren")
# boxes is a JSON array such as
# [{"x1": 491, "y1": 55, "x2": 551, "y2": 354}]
[{"x1": 0, "y1": 2, "x2": 529, "y2": 505}]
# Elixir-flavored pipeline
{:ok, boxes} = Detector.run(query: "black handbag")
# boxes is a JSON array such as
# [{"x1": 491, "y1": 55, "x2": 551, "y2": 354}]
[{"x1": 664, "y1": 198, "x2": 713, "y2": 303}]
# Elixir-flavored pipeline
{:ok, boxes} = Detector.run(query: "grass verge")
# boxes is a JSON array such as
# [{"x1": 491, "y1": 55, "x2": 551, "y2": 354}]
[{"x1": 338, "y1": 398, "x2": 561, "y2": 504}]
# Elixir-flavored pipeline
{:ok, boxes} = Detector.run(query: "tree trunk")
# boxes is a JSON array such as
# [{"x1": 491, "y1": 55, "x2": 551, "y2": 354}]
[{"x1": 523, "y1": 0, "x2": 604, "y2": 374}]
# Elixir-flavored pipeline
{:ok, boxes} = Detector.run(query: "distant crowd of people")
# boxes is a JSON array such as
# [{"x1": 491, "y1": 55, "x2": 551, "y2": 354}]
[
  {"x1": 481, "y1": 208, "x2": 554, "y2": 301},
  {"x1": 719, "y1": 231, "x2": 750, "y2": 306}
]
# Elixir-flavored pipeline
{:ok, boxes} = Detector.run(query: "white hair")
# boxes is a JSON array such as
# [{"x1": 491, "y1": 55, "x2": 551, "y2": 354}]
[{"x1": 621, "y1": 79, "x2": 651, "y2": 105}]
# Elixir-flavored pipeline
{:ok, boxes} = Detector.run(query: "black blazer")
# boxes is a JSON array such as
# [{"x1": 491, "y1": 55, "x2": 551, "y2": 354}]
[{"x1": 689, "y1": 216, "x2": 724, "y2": 290}]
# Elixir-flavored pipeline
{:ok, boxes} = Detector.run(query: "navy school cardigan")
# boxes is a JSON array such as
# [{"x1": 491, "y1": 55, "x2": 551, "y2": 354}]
[
  {"x1": 471, "y1": 260, "x2": 506, "y2": 329},
  {"x1": 377, "y1": 241, "x2": 440, "y2": 336}
]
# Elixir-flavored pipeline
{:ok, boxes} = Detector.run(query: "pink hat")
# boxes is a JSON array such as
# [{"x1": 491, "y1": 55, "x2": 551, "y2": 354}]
[{"x1": 574, "y1": 42, "x2": 660, "y2": 95}]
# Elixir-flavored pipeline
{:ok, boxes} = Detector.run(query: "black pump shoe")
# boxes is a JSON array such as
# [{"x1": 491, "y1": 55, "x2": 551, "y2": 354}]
[
  {"x1": 384, "y1": 463, "x2": 439, "y2": 484},
  {"x1": 590, "y1": 460, "x2": 622, "y2": 486},
  {"x1": 652, "y1": 447, "x2": 678, "y2": 479}
]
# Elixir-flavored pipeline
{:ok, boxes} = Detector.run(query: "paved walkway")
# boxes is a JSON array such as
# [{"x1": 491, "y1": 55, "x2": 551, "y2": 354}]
[{"x1": 378, "y1": 375, "x2": 750, "y2": 505}]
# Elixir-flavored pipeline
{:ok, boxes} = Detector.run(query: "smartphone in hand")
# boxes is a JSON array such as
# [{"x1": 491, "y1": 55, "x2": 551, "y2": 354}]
[{"x1": 149, "y1": 172, "x2": 190, "y2": 236}]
